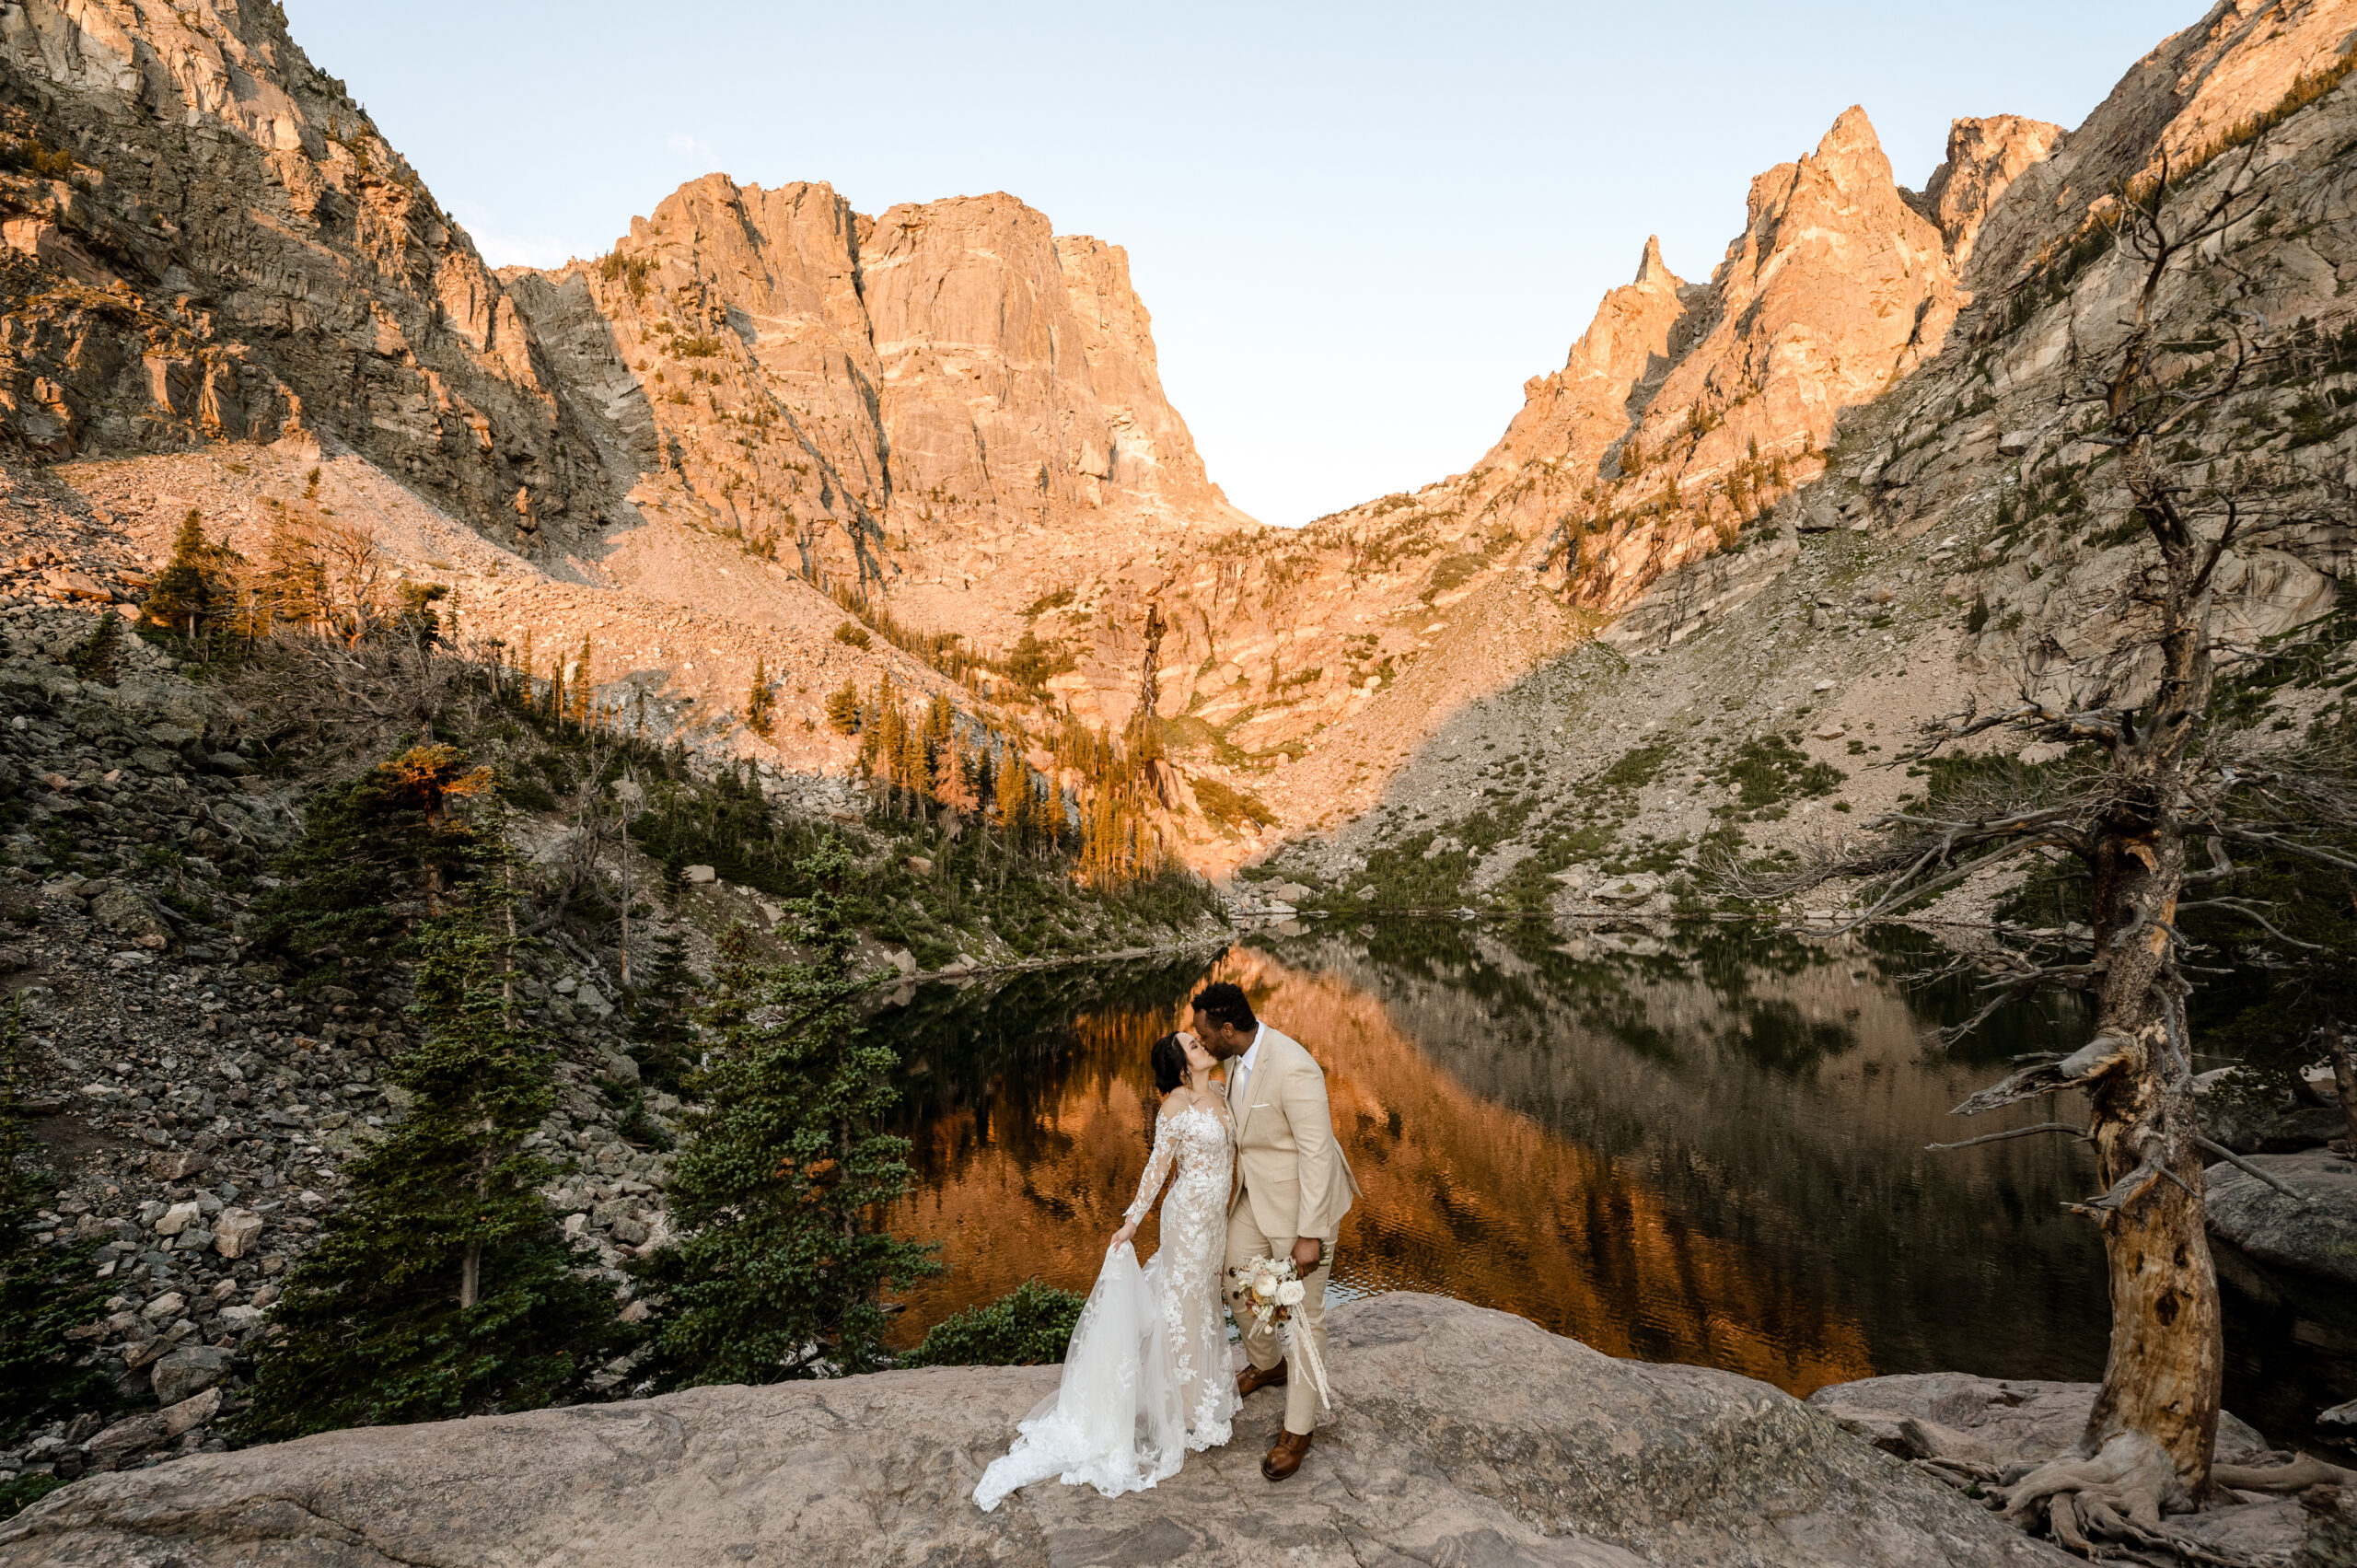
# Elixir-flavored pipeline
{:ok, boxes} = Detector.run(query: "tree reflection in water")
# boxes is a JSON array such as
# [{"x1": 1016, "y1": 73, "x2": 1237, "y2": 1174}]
[{"x1": 870, "y1": 921, "x2": 2345, "y2": 1426}]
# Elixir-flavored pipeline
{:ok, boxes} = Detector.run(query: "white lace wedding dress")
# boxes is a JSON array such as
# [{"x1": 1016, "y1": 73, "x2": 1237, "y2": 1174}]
[{"x1": 972, "y1": 1100, "x2": 1240, "y2": 1510}]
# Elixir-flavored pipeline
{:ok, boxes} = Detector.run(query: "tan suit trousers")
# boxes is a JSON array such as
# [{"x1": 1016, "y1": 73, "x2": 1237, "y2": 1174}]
[{"x1": 1223, "y1": 1196, "x2": 1332, "y2": 1436}]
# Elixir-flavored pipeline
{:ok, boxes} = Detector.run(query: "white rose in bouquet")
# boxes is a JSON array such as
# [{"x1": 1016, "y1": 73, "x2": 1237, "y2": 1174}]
[
  {"x1": 1277, "y1": 1280, "x2": 1306, "y2": 1307},
  {"x1": 1253, "y1": 1272, "x2": 1278, "y2": 1300}
]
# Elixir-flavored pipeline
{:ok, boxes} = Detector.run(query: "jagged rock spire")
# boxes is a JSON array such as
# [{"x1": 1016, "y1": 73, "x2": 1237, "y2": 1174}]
[{"x1": 1634, "y1": 235, "x2": 1676, "y2": 287}]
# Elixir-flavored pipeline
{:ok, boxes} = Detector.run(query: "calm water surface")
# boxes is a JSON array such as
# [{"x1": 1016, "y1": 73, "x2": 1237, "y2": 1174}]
[{"x1": 871, "y1": 920, "x2": 2354, "y2": 1446}]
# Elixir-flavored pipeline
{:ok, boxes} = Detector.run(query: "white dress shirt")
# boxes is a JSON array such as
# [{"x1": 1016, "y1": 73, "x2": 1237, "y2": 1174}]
[{"x1": 1232, "y1": 1024, "x2": 1265, "y2": 1109}]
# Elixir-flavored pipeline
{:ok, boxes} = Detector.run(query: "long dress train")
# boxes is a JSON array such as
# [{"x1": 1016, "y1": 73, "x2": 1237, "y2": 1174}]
[{"x1": 972, "y1": 1102, "x2": 1239, "y2": 1510}]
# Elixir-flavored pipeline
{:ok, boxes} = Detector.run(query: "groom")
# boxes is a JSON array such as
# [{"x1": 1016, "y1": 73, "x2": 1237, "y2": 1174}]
[{"x1": 1190, "y1": 981, "x2": 1362, "y2": 1482}]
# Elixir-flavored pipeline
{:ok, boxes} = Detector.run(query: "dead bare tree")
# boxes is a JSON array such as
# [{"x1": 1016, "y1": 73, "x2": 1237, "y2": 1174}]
[
  {"x1": 519, "y1": 726, "x2": 626, "y2": 940},
  {"x1": 230, "y1": 618, "x2": 468, "y2": 768},
  {"x1": 314, "y1": 516, "x2": 394, "y2": 645},
  {"x1": 1727, "y1": 145, "x2": 2357, "y2": 1559}
]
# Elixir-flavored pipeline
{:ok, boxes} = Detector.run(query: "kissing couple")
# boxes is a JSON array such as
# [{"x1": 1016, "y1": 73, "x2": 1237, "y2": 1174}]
[{"x1": 973, "y1": 981, "x2": 1363, "y2": 1508}]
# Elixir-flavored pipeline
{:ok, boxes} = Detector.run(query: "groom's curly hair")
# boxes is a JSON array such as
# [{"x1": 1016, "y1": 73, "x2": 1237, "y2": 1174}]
[{"x1": 1190, "y1": 981, "x2": 1256, "y2": 1034}]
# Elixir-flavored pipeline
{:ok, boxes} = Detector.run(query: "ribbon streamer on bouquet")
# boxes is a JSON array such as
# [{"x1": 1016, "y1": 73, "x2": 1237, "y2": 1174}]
[{"x1": 1284, "y1": 1313, "x2": 1333, "y2": 1412}]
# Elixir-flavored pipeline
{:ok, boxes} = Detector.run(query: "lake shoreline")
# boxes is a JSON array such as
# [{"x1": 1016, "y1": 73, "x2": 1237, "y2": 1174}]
[{"x1": 873, "y1": 926, "x2": 1237, "y2": 991}]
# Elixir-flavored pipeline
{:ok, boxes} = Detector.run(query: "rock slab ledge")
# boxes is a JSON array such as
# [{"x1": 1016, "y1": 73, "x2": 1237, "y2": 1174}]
[
  {"x1": 2205, "y1": 1150, "x2": 2357, "y2": 1288},
  {"x1": 1, "y1": 1294, "x2": 2064, "y2": 1567}
]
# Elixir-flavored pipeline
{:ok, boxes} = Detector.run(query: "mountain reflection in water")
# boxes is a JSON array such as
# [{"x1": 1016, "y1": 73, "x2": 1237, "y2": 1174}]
[{"x1": 873, "y1": 920, "x2": 2340, "y2": 1422}]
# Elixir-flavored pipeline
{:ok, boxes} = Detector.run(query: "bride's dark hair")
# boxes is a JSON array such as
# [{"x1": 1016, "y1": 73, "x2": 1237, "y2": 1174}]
[{"x1": 1150, "y1": 1031, "x2": 1189, "y2": 1094}]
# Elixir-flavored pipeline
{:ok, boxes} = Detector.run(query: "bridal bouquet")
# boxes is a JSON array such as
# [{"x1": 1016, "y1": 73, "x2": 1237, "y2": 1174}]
[
  {"x1": 1228, "y1": 1254, "x2": 1308, "y2": 1333},
  {"x1": 1228, "y1": 1253, "x2": 1332, "y2": 1411}
]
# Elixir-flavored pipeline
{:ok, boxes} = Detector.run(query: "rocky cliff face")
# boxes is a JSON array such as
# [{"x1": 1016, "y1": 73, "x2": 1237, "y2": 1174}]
[
  {"x1": 1251, "y1": 0, "x2": 2357, "y2": 916},
  {"x1": 1964, "y1": 0, "x2": 2357, "y2": 291},
  {"x1": 777, "y1": 3, "x2": 2357, "y2": 869},
  {"x1": 507, "y1": 179, "x2": 1252, "y2": 608},
  {"x1": 1355, "y1": 100, "x2": 2013, "y2": 621},
  {"x1": 1110, "y1": 100, "x2": 2047, "y2": 850},
  {"x1": 1563, "y1": 104, "x2": 1972, "y2": 605},
  {"x1": 0, "y1": 0, "x2": 2348, "y2": 889},
  {"x1": 0, "y1": 0, "x2": 610, "y2": 545},
  {"x1": 0, "y1": 0, "x2": 1267, "y2": 868},
  {"x1": 833, "y1": 99, "x2": 2041, "y2": 859},
  {"x1": 1913, "y1": 115, "x2": 2064, "y2": 269},
  {"x1": 1486, "y1": 236, "x2": 1698, "y2": 484}
]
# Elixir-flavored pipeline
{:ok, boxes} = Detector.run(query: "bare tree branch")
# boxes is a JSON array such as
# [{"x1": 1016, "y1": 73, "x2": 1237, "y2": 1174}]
[
  {"x1": 2192, "y1": 1136, "x2": 2312, "y2": 1206},
  {"x1": 1926, "y1": 1122, "x2": 2091, "y2": 1152},
  {"x1": 1953, "y1": 1034, "x2": 2134, "y2": 1117}
]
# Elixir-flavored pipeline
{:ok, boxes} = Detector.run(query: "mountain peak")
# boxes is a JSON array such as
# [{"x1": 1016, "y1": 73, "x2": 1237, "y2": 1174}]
[
  {"x1": 1634, "y1": 235, "x2": 1678, "y2": 287},
  {"x1": 1917, "y1": 113, "x2": 2062, "y2": 267},
  {"x1": 1807, "y1": 104, "x2": 1898, "y2": 192},
  {"x1": 1817, "y1": 103, "x2": 1880, "y2": 153}
]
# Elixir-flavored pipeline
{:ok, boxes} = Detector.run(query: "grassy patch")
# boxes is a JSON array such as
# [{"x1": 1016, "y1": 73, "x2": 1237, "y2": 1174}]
[
  {"x1": 1596, "y1": 741, "x2": 1675, "y2": 794},
  {"x1": 1358, "y1": 830, "x2": 1475, "y2": 911},
  {"x1": 0, "y1": 1473, "x2": 64, "y2": 1521},
  {"x1": 1426, "y1": 553, "x2": 1485, "y2": 596},
  {"x1": 1489, "y1": 819, "x2": 1620, "y2": 912},
  {"x1": 1189, "y1": 773, "x2": 1276, "y2": 834},
  {"x1": 1718, "y1": 735, "x2": 1843, "y2": 811}
]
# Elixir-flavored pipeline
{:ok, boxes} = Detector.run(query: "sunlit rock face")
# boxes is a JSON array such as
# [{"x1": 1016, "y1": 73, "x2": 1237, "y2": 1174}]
[
  {"x1": 1913, "y1": 115, "x2": 2064, "y2": 270},
  {"x1": 1429, "y1": 104, "x2": 1998, "y2": 620},
  {"x1": 508, "y1": 178, "x2": 1254, "y2": 595},
  {"x1": 0, "y1": 0, "x2": 610, "y2": 540},
  {"x1": 8, "y1": 0, "x2": 2353, "y2": 887}
]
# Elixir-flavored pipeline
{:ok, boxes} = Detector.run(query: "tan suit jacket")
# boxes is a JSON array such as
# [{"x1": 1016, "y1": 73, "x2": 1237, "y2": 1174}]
[{"x1": 1227, "y1": 1026, "x2": 1362, "y2": 1245}]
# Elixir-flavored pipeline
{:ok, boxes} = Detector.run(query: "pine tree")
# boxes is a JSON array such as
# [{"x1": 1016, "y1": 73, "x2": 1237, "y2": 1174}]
[
  {"x1": 624, "y1": 923, "x2": 698, "y2": 1091},
  {"x1": 823, "y1": 680, "x2": 860, "y2": 736},
  {"x1": 261, "y1": 510, "x2": 326, "y2": 633},
  {"x1": 252, "y1": 744, "x2": 496, "y2": 982},
  {"x1": 993, "y1": 738, "x2": 1031, "y2": 854},
  {"x1": 746, "y1": 656, "x2": 776, "y2": 738},
  {"x1": 140, "y1": 509, "x2": 241, "y2": 651},
  {"x1": 65, "y1": 611, "x2": 122, "y2": 685},
  {"x1": 971, "y1": 737, "x2": 996, "y2": 814},
  {"x1": 238, "y1": 908, "x2": 617, "y2": 1441},
  {"x1": 899, "y1": 720, "x2": 928, "y2": 810},
  {"x1": 934, "y1": 733, "x2": 976, "y2": 818},
  {"x1": 0, "y1": 1014, "x2": 106, "y2": 1446},
  {"x1": 631, "y1": 842, "x2": 938, "y2": 1388},
  {"x1": 862, "y1": 676, "x2": 909, "y2": 809},
  {"x1": 567, "y1": 637, "x2": 594, "y2": 729}
]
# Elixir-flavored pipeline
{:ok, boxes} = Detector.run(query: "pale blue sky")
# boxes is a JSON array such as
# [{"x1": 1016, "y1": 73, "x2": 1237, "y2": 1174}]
[{"x1": 282, "y1": 2, "x2": 2186, "y2": 526}]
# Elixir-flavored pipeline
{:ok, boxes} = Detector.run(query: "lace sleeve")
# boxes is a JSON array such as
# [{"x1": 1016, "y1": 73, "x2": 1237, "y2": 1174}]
[{"x1": 1123, "y1": 1112, "x2": 1176, "y2": 1226}]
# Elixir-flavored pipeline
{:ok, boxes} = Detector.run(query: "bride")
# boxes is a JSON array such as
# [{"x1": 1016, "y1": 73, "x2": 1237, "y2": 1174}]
[{"x1": 972, "y1": 1028, "x2": 1239, "y2": 1510}]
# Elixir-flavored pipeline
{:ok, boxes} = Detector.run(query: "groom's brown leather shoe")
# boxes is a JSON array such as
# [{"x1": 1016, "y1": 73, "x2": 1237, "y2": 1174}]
[
  {"x1": 1261, "y1": 1428, "x2": 1313, "y2": 1481},
  {"x1": 1236, "y1": 1359, "x2": 1288, "y2": 1400}
]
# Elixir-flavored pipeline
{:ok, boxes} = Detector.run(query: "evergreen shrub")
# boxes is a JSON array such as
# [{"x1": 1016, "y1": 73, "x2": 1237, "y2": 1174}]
[{"x1": 900, "y1": 1278, "x2": 1084, "y2": 1368}]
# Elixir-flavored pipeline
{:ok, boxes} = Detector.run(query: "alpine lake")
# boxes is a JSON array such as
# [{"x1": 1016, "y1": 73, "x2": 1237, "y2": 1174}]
[{"x1": 869, "y1": 918, "x2": 2357, "y2": 1451}]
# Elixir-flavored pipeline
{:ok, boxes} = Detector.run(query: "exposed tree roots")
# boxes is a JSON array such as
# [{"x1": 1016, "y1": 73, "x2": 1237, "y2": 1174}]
[
  {"x1": 2211, "y1": 1455, "x2": 2357, "y2": 1493},
  {"x1": 2004, "y1": 1431, "x2": 2187, "y2": 1526},
  {"x1": 1900, "y1": 1429, "x2": 2357, "y2": 1566}
]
